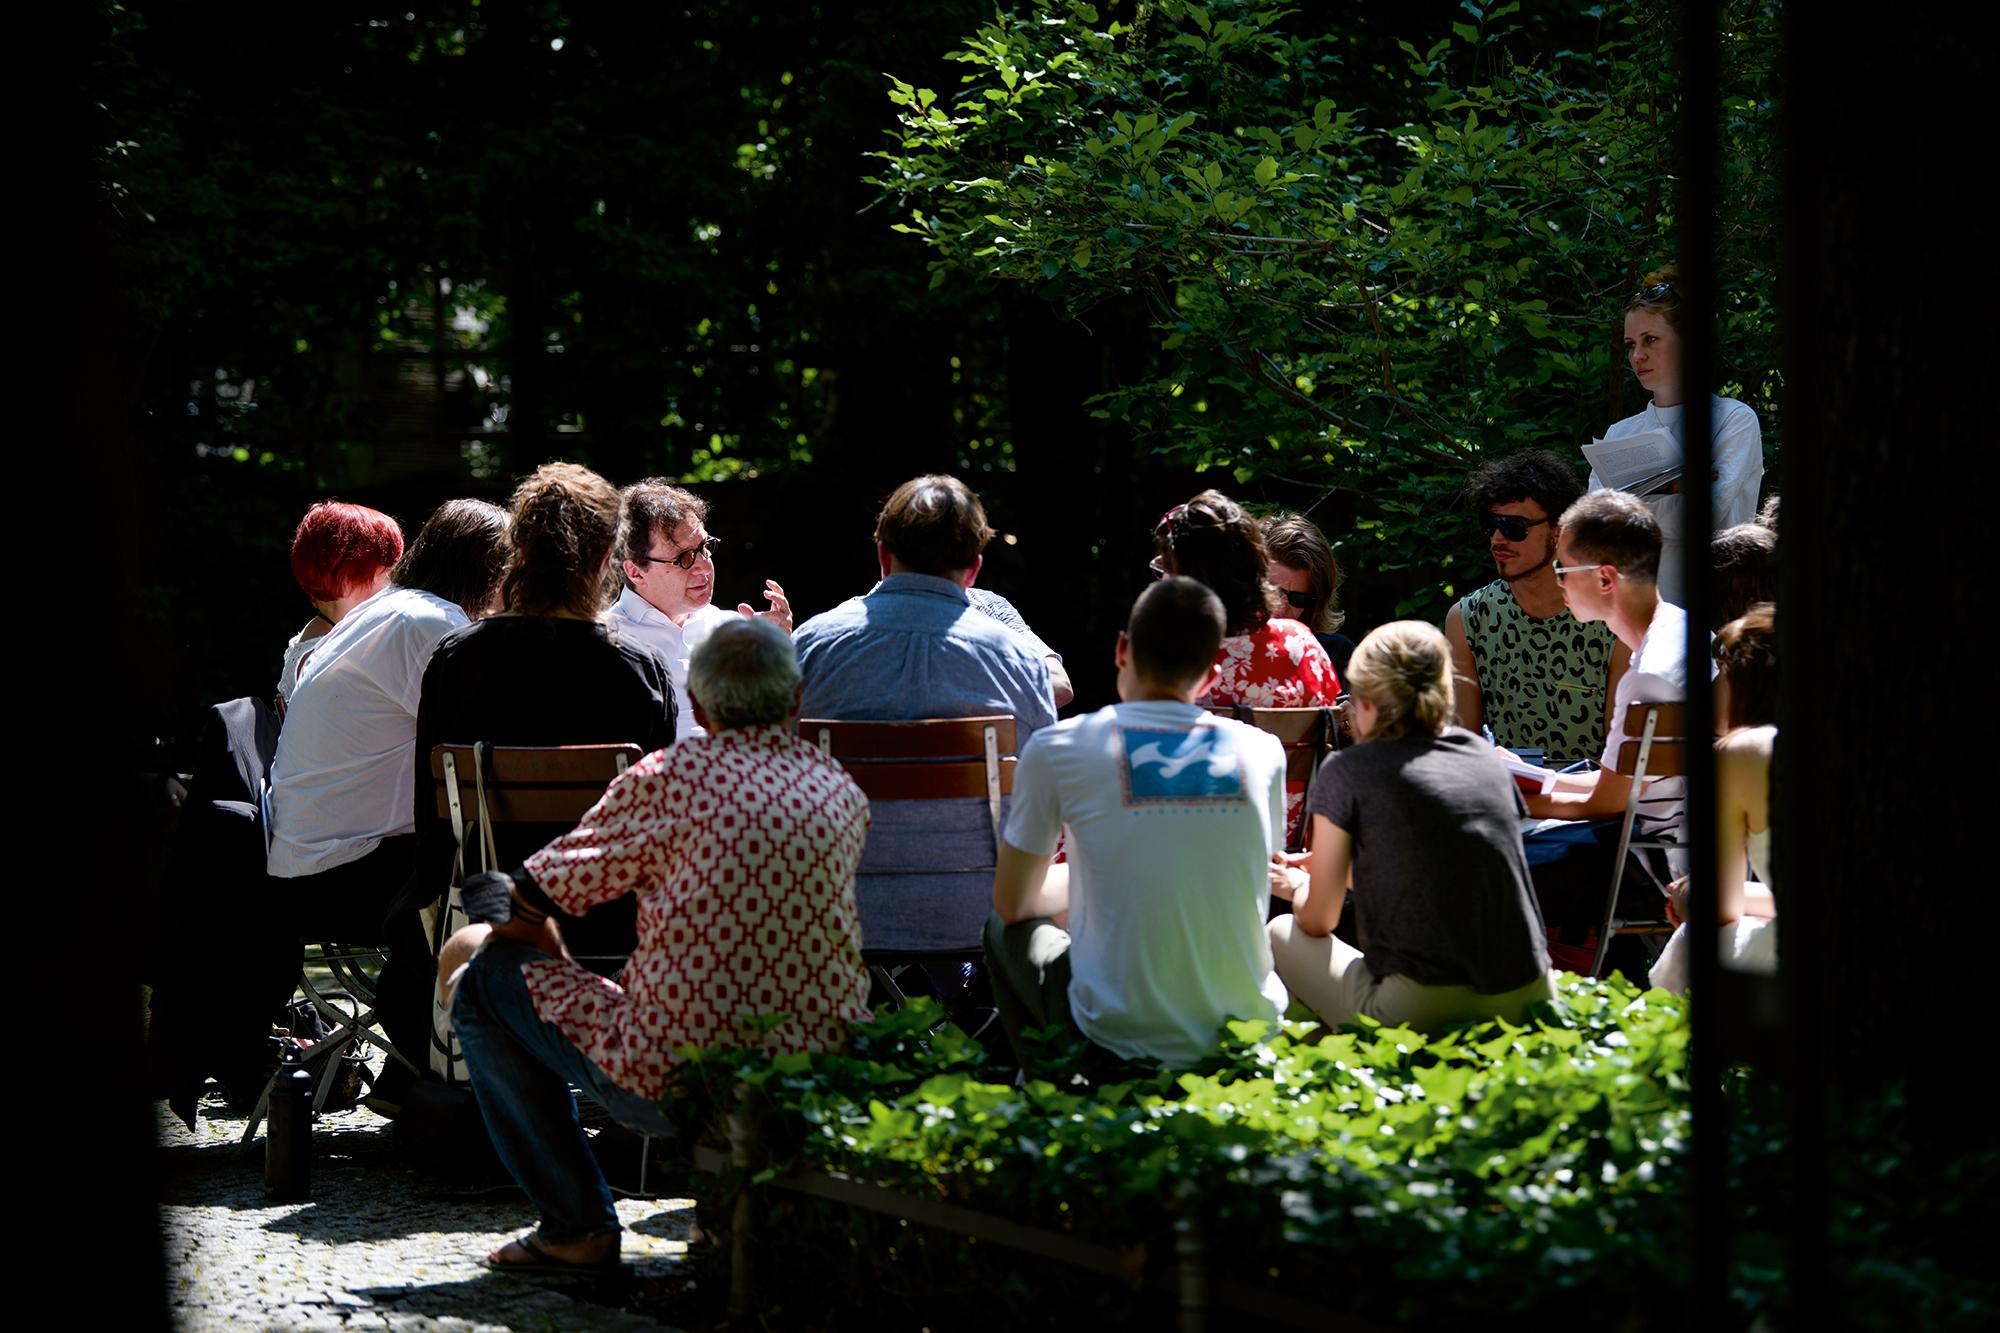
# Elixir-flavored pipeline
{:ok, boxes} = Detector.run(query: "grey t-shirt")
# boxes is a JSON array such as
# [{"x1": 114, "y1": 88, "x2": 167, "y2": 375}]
[{"x1": 1305, "y1": 726, "x2": 1549, "y2": 993}]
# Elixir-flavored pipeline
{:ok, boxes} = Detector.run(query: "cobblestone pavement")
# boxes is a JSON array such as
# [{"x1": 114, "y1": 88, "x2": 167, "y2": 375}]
[{"x1": 158, "y1": 1091, "x2": 695, "y2": 1331}]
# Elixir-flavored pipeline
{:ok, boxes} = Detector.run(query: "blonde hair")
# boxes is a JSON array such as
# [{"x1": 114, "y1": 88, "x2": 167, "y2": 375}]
[{"x1": 1347, "y1": 621, "x2": 1454, "y2": 742}]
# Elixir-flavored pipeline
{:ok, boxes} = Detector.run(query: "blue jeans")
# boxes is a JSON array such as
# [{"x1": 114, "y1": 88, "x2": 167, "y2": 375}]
[{"x1": 451, "y1": 936, "x2": 676, "y2": 1243}]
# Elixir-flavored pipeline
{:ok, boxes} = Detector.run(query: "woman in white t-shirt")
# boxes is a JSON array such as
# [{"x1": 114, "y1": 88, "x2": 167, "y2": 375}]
[{"x1": 1590, "y1": 266, "x2": 1764, "y2": 603}]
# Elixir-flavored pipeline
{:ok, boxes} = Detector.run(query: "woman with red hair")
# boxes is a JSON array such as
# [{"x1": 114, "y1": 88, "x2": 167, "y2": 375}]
[{"x1": 276, "y1": 502, "x2": 406, "y2": 711}]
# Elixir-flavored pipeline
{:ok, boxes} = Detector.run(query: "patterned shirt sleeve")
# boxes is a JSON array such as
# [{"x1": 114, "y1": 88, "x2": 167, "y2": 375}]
[
  {"x1": 1290, "y1": 622, "x2": 1343, "y2": 701},
  {"x1": 523, "y1": 752, "x2": 679, "y2": 916}
]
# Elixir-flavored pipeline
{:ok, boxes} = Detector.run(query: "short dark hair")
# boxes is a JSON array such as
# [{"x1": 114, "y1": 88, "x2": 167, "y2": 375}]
[
  {"x1": 1465, "y1": 450, "x2": 1586, "y2": 526},
  {"x1": 1558, "y1": 491, "x2": 1662, "y2": 582},
  {"x1": 1261, "y1": 512, "x2": 1345, "y2": 634},
  {"x1": 875, "y1": 474, "x2": 993, "y2": 575},
  {"x1": 1715, "y1": 602, "x2": 1776, "y2": 730},
  {"x1": 1154, "y1": 490, "x2": 1281, "y2": 635},
  {"x1": 1126, "y1": 577, "x2": 1226, "y2": 688},
  {"x1": 1709, "y1": 522, "x2": 1776, "y2": 632},
  {"x1": 394, "y1": 498, "x2": 510, "y2": 617},
  {"x1": 618, "y1": 480, "x2": 710, "y2": 586},
  {"x1": 502, "y1": 463, "x2": 623, "y2": 617},
  {"x1": 290, "y1": 502, "x2": 404, "y2": 603}
]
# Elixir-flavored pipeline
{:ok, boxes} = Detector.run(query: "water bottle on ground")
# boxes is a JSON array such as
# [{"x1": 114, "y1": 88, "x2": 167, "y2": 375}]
[{"x1": 264, "y1": 1042, "x2": 313, "y2": 1201}]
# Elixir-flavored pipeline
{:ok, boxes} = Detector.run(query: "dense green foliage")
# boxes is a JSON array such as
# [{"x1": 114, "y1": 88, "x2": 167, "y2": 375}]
[
  {"x1": 669, "y1": 978, "x2": 1998, "y2": 1329},
  {"x1": 678, "y1": 979, "x2": 1698, "y2": 1325},
  {"x1": 874, "y1": 0, "x2": 1781, "y2": 616}
]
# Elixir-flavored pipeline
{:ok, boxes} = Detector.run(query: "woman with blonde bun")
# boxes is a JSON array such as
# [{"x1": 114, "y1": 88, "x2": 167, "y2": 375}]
[{"x1": 1268, "y1": 622, "x2": 1555, "y2": 1030}]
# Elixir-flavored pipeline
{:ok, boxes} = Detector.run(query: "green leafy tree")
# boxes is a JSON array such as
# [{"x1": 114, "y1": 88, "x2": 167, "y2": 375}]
[{"x1": 874, "y1": 0, "x2": 1780, "y2": 618}]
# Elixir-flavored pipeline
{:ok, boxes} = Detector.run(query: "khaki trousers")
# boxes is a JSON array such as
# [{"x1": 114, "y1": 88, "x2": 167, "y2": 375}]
[{"x1": 1267, "y1": 915, "x2": 1556, "y2": 1031}]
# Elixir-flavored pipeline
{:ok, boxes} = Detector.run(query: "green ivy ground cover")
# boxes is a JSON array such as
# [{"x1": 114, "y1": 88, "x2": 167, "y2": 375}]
[{"x1": 664, "y1": 974, "x2": 1997, "y2": 1329}]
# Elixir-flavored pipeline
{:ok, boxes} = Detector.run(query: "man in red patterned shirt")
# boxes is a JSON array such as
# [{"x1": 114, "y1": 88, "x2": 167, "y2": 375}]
[{"x1": 441, "y1": 617, "x2": 871, "y2": 1275}]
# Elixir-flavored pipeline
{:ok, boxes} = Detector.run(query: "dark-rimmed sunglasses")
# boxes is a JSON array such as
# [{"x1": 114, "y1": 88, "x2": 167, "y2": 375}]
[
  {"x1": 1478, "y1": 513, "x2": 1552, "y2": 543},
  {"x1": 635, "y1": 534, "x2": 721, "y2": 571},
  {"x1": 1633, "y1": 280, "x2": 1674, "y2": 303}
]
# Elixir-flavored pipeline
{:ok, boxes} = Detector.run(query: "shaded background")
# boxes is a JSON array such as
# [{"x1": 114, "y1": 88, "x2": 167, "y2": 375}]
[{"x1": 92, "y1": 0, "x2": 1777, "y2": 761}]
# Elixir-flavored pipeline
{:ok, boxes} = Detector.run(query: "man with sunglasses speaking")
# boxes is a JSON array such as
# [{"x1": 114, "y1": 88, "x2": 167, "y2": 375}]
[
  {"x1": 1444, "y1": 451, "x2": 1630, "y2": 764},
  {"x1": 606, "y1": 479, "x2": 793, "y2": 738}
]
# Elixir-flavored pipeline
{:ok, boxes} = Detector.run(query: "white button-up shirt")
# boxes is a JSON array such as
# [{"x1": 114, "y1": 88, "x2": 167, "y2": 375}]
[
  {"x1": 266, "y1": 586, "x2": 467, "y2": 877},
  {"x1": 604, "y1": 587, "x2": 738, "y2": 737}
]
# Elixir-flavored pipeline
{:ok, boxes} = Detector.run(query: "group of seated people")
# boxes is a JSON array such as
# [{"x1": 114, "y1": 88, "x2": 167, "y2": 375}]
[{"x1": 149, "y1": 435, "x2": 1775, "y2": 1271}]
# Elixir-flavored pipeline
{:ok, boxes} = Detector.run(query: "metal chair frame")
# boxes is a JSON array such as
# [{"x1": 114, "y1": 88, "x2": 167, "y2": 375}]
[{"x1": 1588, "y1": 702, "x2": 1687, "y2": 979}]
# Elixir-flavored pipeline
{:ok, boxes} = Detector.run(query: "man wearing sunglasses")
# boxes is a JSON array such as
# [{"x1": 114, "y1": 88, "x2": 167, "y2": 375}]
[
  {"x1": 1444, "y1": 451, "x2": 1629, "y2": 764},
  {"x1": 607, "y1": 479, "x2": 793, "y2": 738}
]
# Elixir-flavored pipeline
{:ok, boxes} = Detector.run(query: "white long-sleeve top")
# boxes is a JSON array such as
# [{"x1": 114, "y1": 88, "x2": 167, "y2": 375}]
[{"x1": 1590, "y1": 396, "x2": 1763, "y2": 605}]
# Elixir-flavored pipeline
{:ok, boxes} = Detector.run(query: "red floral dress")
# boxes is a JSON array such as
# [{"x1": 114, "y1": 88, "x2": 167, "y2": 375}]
[
  {"x1": 1200, "y1": 618, "x2": 1343, "y2": 835},
  {"x1": 518, "y1": 726, "x2": 873, "y2": 1100}
]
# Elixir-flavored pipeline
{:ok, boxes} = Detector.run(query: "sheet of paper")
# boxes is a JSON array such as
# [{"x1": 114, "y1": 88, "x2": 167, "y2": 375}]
[{"x1": 1583, "y1": 429, "x2": 1683, "y2": 493}]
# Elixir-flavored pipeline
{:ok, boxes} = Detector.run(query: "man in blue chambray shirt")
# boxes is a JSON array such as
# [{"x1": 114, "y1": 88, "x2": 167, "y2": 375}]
[{"x1": 793, "y1": 474, "x2": 1057, "y2": 951}]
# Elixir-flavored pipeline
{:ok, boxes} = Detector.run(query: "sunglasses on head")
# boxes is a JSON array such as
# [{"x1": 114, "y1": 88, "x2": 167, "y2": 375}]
[
  {"x1": 1633, "y1": 280, "x2": 1674, "y2": 303},
  {"x1": 1478, "y1": 513, "x2": 1552, "y2": 543}
]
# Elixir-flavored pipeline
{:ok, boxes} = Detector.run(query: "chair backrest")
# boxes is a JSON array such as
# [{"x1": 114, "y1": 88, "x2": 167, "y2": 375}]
[
  {"x1": 429, "y1": 742, "x2": 642, "y2": 826},
  {"x1": 1209, "y1": 705, "x2": 1341, "y2": 786},
  {"x1": 1208, "y1": 705, "x2": 1342, "y2": 850},
  {"x1": 1609, "y1": 703, "x2": 1688, "y2": 779},
  {"x1": 799, "y1": 716, "x2": 1017, "y2": 843}
]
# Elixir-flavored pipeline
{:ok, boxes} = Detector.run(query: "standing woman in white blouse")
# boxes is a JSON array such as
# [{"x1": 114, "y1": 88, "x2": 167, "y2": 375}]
[{"x1": 1590, "y1": 267, "x2": 1764, "y2": 604}]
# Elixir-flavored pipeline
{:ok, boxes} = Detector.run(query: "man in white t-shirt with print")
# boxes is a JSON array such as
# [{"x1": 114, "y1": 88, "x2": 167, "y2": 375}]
[
  {"x1": 984, "y1": 577, "x2": 1289, "y2": 1073},
  {"x1": 605, "y1": 479, "x2": 793, "y2": 737}
]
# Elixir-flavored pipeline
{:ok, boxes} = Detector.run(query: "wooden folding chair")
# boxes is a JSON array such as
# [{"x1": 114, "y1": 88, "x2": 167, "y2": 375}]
[
  {"x1": 1210, "y1": 704, "x2": 1343, "y2": 851},
  {"x1": 431, "y1": 741, "x2": 655, "y2": 1186},
  {"x1": 800, "y1": 716, "x2": 1017, "y2": 1004},
  {"x1": 428, "y1": 741, "x2": 644, "y2": 984},
  {"x1": 1587, "y1": 702, "x2": 1687, "y2": 979}
]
